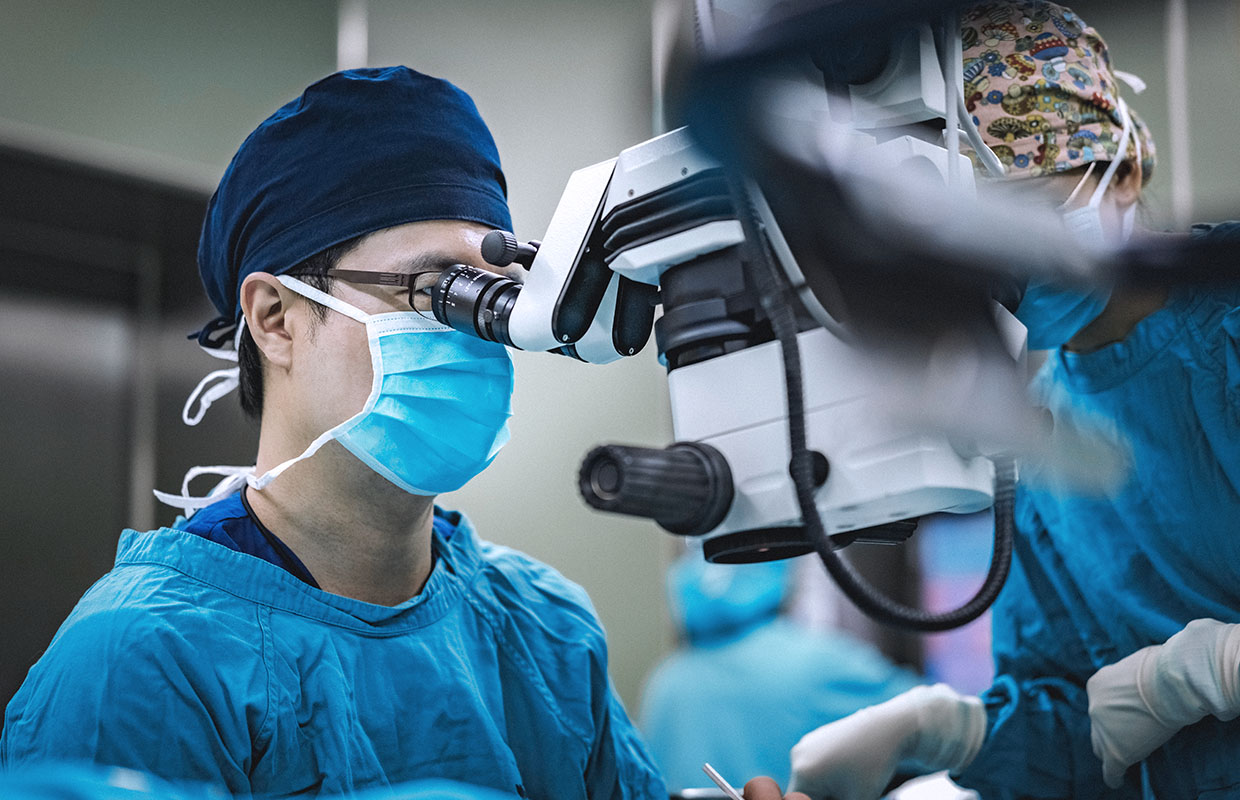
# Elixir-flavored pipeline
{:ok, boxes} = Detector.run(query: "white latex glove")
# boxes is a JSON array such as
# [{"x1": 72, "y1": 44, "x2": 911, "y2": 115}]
[
  {"x1": 1088, "y1": 619, "x2": 1240, "y2": 789},
  {"x1": 788, "y1": 684, "x2": 986, "y2": 800}
]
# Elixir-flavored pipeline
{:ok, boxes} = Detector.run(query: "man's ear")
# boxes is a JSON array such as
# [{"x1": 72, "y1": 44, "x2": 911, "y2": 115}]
[
  {"x1": 240, "y1": 273, "x2": 296, "y2": 371},
  {"x1": 1111, "y1": 157, "x2": 1143, "y2": 211}
]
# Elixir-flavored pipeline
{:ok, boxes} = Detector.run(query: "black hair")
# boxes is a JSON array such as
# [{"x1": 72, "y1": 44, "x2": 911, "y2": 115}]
[{"x1": 236, "y1": 236, "x2": 366, "y2": 419}]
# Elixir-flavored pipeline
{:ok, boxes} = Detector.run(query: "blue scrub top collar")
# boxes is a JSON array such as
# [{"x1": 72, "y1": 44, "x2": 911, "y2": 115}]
[
  {"x1": 1051, "y1": 287, "x2": 1205, "y2": 394},
  {"x1": 117, "y1": 509, "x2": 482, "y2": 631}
]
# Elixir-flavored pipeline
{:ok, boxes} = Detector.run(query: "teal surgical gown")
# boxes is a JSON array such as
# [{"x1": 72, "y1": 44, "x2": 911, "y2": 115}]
[
  {"x1": 1, "y1": 507, "x2": 665, "y2": 799},
  {"x1": 955, "y1": 232, "x2": 1240, "y2": 800},
  {"x1": 0, "y1": 764, "x2": 515, "y2": 800}
]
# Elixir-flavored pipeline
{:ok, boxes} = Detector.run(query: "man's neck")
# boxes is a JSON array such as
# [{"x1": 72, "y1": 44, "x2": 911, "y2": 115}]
[{"x1": 247, "y1": 439, "x2": 437, "y2": 606}]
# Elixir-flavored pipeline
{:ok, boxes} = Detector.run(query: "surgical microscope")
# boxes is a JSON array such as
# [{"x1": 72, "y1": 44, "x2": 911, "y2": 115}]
[{"x1": 426, "y1": 0, "x2": 1237, "y2": 631}]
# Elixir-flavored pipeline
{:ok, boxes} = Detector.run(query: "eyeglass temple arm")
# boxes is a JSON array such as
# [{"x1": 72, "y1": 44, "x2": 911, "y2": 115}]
[{"x1": 324, "y1": 269, "x2": 417, "y2": 287}]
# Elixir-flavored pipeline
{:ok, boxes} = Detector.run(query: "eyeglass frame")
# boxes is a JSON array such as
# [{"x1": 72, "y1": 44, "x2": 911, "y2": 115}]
[{"x1": 286, "y1": 267, "x2": 446, "y2": 311}]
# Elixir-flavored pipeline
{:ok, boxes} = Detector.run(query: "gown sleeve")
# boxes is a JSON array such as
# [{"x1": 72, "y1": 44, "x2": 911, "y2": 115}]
[
  {"x1": 478, "y1": 541, "x2": 667, "y2": 800},
  {"x1": 1, "y1": 587, "x2": 266, "y2": 794},
  {"x1": 584, "y1": 674, "x2": 669, "y2": 800},
  {"x1": 0, "y1": 765, "x2": 534, "y2": 800}
]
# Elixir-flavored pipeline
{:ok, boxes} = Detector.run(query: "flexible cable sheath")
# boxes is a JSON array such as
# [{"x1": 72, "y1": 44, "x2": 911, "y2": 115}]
[{"x1": 726, "y1": 170, "x2": 1014, "y2": 632}]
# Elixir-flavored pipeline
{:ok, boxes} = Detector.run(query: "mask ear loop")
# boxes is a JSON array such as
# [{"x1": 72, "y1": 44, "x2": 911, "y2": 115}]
[
  {"x1": 1122, "y1": 110, "x2": 1143, "y2": 241},
  {"x1": 183, "y1": 271, "x2": 362, "y2": 427},
  {"x1": 1085, "y1": 99, "x2": 1135, "y2": 209},
  {"x1": 277, "y1": 275, "x2": 370, "y2": 323},
  {"x1": 159, "y1": 274, "x2": 397, "y2": 514},
  {"x1": 1059, "y1": 161, "x2": 1099, "y2": 210},
  {"x1": 232, "y1": 275, "x2": 375, "y2": 493},
  {"x1": 169, "y1": 274, "x2": 460, "y2": 507}
]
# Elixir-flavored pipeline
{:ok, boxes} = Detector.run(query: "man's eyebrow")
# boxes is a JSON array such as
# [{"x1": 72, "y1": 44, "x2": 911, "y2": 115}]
[{"x1": 394, "y1": 251, "x2": 467, "y2": 275}]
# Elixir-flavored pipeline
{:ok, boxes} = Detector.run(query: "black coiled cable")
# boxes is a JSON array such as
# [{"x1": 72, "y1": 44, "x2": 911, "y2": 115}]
[{"x1": 726, "y1": 172, "x2": 1015, "y2": 632}]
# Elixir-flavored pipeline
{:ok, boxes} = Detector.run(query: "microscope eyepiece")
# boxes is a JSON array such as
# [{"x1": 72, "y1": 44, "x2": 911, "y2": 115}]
[{"x1": 430, "y1": 264, "x2": 522, "y2": 346}]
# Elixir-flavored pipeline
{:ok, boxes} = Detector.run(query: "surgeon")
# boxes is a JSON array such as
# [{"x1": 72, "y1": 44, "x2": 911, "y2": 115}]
[
  {"x1": 788, "y1": 3, "x2": 1240, "y2": 800},
  {"x1": 0, "y1": 67, "x2": 665, "y2": 798},
  {"x1": 640, "y1": 553, "x2": 920, "y2": 793}
]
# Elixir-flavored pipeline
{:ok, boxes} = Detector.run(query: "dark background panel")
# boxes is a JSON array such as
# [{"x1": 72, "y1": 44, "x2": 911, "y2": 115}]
[{"x1": 0, "y1": 147, "x2": 245, "y2": 709}]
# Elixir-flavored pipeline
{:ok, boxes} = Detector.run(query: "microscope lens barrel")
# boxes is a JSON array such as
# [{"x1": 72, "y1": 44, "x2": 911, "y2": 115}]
[
  {"x1": 430, "y1": 264, "x2": 521, "y2": 347},
  {"x1": 578, "y1": 442, "x2": 734, "y2": 536}
]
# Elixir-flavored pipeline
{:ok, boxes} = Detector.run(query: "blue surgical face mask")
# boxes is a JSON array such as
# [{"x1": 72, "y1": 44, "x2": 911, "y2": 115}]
[
  {"x1": 247, "y1": 275, "x2": 515, "y2": 496},
  {"x1": 1015, "y1": 280, "x2": 1112, "y2": 351}
]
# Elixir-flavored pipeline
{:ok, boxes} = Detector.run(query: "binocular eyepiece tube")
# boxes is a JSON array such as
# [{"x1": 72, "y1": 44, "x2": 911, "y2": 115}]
[{"x1": 430, "y1": 264, "x2": 523, "y2": 347}]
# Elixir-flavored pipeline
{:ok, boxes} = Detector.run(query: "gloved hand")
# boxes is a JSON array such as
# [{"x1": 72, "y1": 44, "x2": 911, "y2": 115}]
[
  {"x1": 788, "y1": 684, "x2": 986, "y2": 800},
  {"x1": 1088, "y1": 619, "x2": 1240, "y2": 788}
]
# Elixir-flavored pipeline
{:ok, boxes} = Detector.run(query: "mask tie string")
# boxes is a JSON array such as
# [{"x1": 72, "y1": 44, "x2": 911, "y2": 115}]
[
  {"x1": 182, "y1": 317, "x2": 246, "y2": 426},
  {"x1": 153, "y1": 465, "x2": 254, "y2": 519}
]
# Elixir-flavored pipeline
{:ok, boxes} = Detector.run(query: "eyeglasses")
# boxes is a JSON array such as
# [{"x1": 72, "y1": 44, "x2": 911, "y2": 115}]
[{"x1": 314, "y1": 268, "x2": 445, "y2": 310}]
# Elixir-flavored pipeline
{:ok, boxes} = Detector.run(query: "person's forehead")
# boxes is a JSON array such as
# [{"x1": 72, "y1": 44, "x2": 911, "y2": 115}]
[
  {"x1": 978, "y1": 171, "x2": 1080, "y2": 203},
  {"x1": 340, "y1": 219, "x2": 492, "y2": 274}
]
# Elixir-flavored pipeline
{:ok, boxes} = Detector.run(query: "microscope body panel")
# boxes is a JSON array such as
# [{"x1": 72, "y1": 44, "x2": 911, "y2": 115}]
[
  {"x1": 508, "y1": 158, "x2": 616, "y2": 353},
  {"x1": 668, "y1": 327, "x2": 994, "y2": 538}
]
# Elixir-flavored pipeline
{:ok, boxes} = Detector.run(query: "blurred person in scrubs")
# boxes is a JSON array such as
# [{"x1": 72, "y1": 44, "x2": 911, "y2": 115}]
[
  {"x1": 788, "y1": 3, "x2": 1240, "y2": 799},
  {"x1": 640, "y1": 552, "x2": 920, "y2": 794},
  {"x1": 0, "y1": 67, "x2": 666, "y2": 799}
]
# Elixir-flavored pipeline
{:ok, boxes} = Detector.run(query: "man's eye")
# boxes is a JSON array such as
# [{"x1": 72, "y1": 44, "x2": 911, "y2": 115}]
[{"x1": 412, "y1": 272, "x2": 441, "y2": 293}]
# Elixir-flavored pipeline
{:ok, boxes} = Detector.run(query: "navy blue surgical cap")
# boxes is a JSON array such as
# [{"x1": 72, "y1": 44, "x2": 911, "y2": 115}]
[{"x1": 197, "y1": 66, "x2": 511, "y2": 339}]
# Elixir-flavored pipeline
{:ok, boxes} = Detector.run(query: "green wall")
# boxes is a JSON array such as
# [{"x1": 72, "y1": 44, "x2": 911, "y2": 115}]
[
  {"x1": 1069, "y1": 0, "x2": 1240, "y2": 226},
  {"x1": 0, "y1": 0, "x2": 338, "y2": 181}
]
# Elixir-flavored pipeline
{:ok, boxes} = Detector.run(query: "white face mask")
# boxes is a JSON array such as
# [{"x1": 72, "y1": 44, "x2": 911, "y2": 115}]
[{"x1": 1060, "y1": 98, "x2": 1140, "y2": 247}]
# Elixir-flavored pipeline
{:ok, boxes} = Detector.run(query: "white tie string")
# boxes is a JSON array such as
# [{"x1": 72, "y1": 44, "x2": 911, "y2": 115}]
[
  {"x1": 152, "y1": 464, "x2": 255, "y2": 519},
  {"x1": 182, "y1": 366, "x2": 241, "y2": 426}
]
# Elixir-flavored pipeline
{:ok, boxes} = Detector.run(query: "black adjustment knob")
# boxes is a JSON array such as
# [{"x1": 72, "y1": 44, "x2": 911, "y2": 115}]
[
  {"x1": 578, "y1": 442, "x2": 734, "y2": 535},
  {"x1": 481, "y1": 230, "x2": 539, "y2": 270},
  {"x1": 481, "y1": 230, "x2": 518, "y2": 265}
]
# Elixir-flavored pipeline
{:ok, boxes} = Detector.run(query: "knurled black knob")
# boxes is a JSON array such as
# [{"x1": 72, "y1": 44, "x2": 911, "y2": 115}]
[
  {"x1": 481, "y1": 230, "x2": 520, "y2": 267},
  {"x1": 578, "y1": 442, "x2": 734, "y2": 535},
  {"x1": 481, "y1": 229, "x2": 539, "y2": 269}
]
